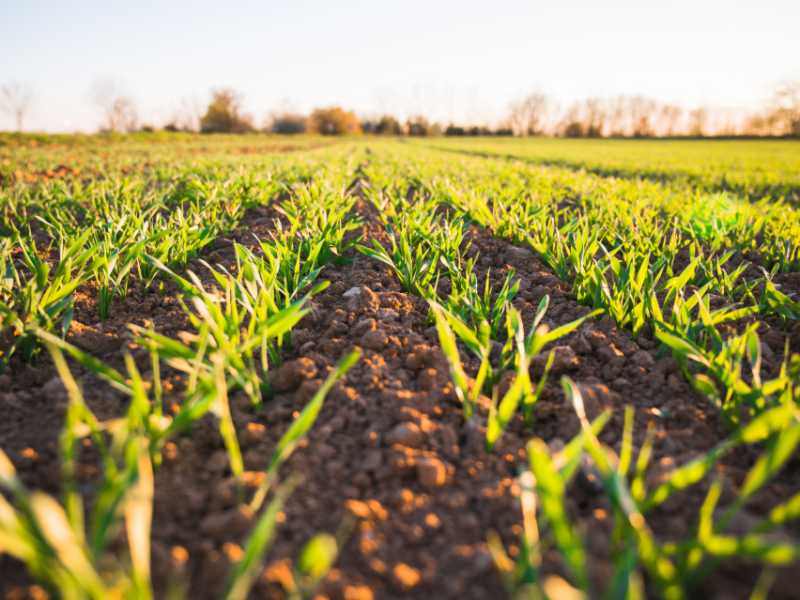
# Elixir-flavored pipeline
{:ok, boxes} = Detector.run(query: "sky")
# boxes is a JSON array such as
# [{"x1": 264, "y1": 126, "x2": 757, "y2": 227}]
[{"x1": 1, "y1": 0, "x2": 798, "y2": 132}]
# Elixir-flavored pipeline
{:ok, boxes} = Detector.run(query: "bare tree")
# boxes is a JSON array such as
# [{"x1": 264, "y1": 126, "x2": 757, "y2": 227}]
[
  {"x1": 628, "y1": 96, "x2": 656, "y2": 137},
  {"x1": 90, "y1": 80, "x2": 138, "y2": 133},
  {"x1": 771, "y1": 76, "x2": 800, "y2": 136},
  {"x1": 583, "y1": 97, "x2": 606, "y2": 137},
  {"x1": 688, "y1": 108, "x2": 708, "y2": 137},
  {"x1": 657, "y1": 105, "x2": 682, "y2": 136},
  {"x1": 177, "y1": 94, "x2": 203, "y2": 132},
  {"x1": 745, "y1": 111, "x2": 780, "y2": 136},
  {"x1": 508, "y1": 91, "x2": 551, "y2": 136},
  {"x1": 606, "y1": 96, "x2": 628, "y2": 137},
  {"x1": 1, "y1": 81, "x2": 35, "y2": 132}
]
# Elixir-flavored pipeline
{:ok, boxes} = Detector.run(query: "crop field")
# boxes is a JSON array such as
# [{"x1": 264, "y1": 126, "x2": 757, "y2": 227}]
[
  {"x1": 410, "y1": 137, "x2": 800, "y2": 202},
  {"x1": 1, "y1": 134, "x2": 800, "y2": 600}
]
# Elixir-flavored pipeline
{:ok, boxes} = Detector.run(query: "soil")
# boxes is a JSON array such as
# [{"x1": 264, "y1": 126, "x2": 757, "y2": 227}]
[{"x1": 1, "y1": 184, "x2": 799, "y2": 600}]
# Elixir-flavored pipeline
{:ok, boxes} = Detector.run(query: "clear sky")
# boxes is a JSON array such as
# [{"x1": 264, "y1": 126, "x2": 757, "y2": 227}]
[{"x1": 1, "y1": 0, "x2": 798, "y2": 132}]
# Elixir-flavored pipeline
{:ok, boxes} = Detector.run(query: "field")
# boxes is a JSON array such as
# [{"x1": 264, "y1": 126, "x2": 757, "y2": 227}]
[
  {"x1": 1, "y1": 134, "x2": 800, "y2": 600},
  {"x1": 410, "y1": 137, "x2": 800, "y2": 202}
]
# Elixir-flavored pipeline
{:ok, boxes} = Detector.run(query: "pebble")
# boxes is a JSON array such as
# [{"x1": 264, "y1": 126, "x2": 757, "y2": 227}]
[
  {"x1": 386, "y1": 422, "x2": 424, "y2": 448},
  {"x1": 391, "y1": 563, "x2": 421, "y2": 592},
  {"x1": 630, "y1": 350, "x2": 654, "y2": 368},
  {"x1": 343, "y1": 287, "x2": 361, "y2": 297},
  {"x1": 532, "y1": 345, "x2": 578, "y2": 375},
  {"x1": 270, "y1": 358, "x2": 317, "y2": 393},
  {"x1": 361, "y1": 329, "x2": 388, "y2": 351},
  {"x1": 503, "y1": 246, "x2": 534, "y2": 267},
  {"x1": 200, "y1": 505, "x2": 254, "y2": 540},
  {"x1": 417, "y1": 457, "x2": 446, "y2": 489},
  {"x1": 42, "y1": 377, "x2": 67, "y2": 403}
]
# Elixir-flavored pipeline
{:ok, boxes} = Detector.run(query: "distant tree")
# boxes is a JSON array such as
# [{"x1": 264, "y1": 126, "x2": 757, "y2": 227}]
[
  {"x1": 771, "y1": 77, "x2": 800, "y2": 136},
  {"x1": 406, "y1": 116, "x2": 431, "y2": 136},
  {"x1": 744, "y1": 112, "x2": 780, "y2": 136},
  {"x1": 688, "y1": 108, "x2": 708, "y2": 137},
  {"x1": 564, "y1": 121, "x2": 584, "y2": 138},
  {"x1": 508, "y1": 92, "x2": 551, "y2": 136},
  {"x1": 90, "y1": 80, "x2": 138, "y2": 133},
  {"x1": 0, "y1": 81, "x2": 34, "y2": 132},
  {"x1": 606, "y1": 96, "x2": 628, "y2": 137},
  {"x1": 374, "y1": 115, "x2": 402, "y2": 136},
  {"x1": 175, "y1": 95, "x2": 203, "y2": 132},
  {"x1": 200, "y1": 88, "x2": 254, "y2": 134},
  {"x1": 583, "y1": 97, "x2": 606, "y2": 137},
  {"x1": 445, "y1": 124, "x2": 465, "y2": 136},
  {"x1": 629, "y1": 96, "x2": 656, "y2": 137},
  {"x1": 269, "y1": 113, "x2": 307, "y2": 134},
  {"x1": 307, "y1": 107, "x2": 361, "y2": 135},
  {"x1": 658, "y1": 105, "x2": 683, "y2": 136}
]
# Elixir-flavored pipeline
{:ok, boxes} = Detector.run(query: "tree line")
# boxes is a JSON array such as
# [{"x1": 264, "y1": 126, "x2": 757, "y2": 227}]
[{"x1": 1, "y1": 78, "x2": 799, "y2": 138}]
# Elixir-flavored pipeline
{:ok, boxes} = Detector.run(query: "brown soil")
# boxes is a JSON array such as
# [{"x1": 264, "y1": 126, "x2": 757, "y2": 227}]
[{"x1": 1, "y1": 195, "x2": 799, "y2": 600}]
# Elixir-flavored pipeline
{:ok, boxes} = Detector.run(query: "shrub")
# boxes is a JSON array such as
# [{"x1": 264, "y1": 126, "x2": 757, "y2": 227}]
[
  {"x1": 271, "y1": 114, "x2": 307, "y2": 134},
  {"x1": 445, "y1": 125, "x2": 465, "y2": 136},
  {"x1": 564, "y1": 121, "x2": 584, "y2": 137},
  {"x1": 375, "y1": 115, "x2": 402, "y2": 136},
  {"x1": 407, "y1": 117, "x2": 431, "y2": 136},
  {"x1": 307, "y1": 107, "x2": 361, "y2": 135},
  {"x1": 200, "y1": 88, "x2": 254, "y2": 134}
]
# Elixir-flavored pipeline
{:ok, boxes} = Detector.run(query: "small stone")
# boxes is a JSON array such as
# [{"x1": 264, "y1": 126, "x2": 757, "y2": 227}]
[
  {"x1": 612, "y1": 378, "x2": 631, "y2": 390},
  {"x1": 391, "y1": 563, "x2": 421, "y2": 592},
  {"x1": 417, "y1": 458, "x2": 446, "y2": 489},
  {"x1": 404, "y1": 353, "x2": 424, "y2": 370},
  {"x1": 361, "y1": 329, "x2": 388, "y2": 351},
  {"x1": 386, "y1": 423, "x2": 424, "y2": 448},
  {"x1": 503, "y1": 246, "x2": 534, "y2": 268},
  {"x1": 547, "y1": 438, "x2": 566, "y2": 454},
  {"x1": 576, "y1": 383, "x2": 622, "y2": 419},
  {"x1": 636, "y1": 337, "x2": 655, "y2": 350},
  {"x1": 200, "y1": 505, "x2": 254, "y2": 539},
  {"x1": 630, "y1": 350, "x2": 654, "y2": 368},
  {"x1": 643, "y1": 370, "x2": 665, "y2": 389},
  {"x1": 577, "y1": 455, "x2": 604, "y2": 495},
  {"x1": 762, "y1": 329, "x2": 785, "y2": 353},
  {"x1": 597, "y1": 345, "x2": 625, "y2": 364},
  {"x1": 362, "y1": 430, "x2": 382, "y2": 447},
  {"x1": 584, "y1": 329, "x2": 610, "y2": 349},
  {"x1": 497, "y1": 370, "x2": 516, "y2": 399},
  {"x1": 570, "y1": 334, "x2": 592, "y2": 354},
  {"x1": 352, "y1": 318, "x2": 376, "y2": 337},
  {"x1": 42, "y1": 377, "x2": 67, "y2": 403},
  {"x1": 417, "y1": 368, "x2": 439, "y2": 391},
  {"x1": 298, "y1": 341, "x2": 316, "y2": 356},
  {"x1": 343, "y1": 287, "x2": 361, "y2": 297},
  {"x1": 362, "y1": 449, "x2": 384, "y2": 472},
  {"x1": 667, "y1": 374, "x2": 683, "y2": 392},
  {"x1": 350, "y1": 286, "x2": 379, "y2": 312},
  {"x1": 532, "y1": 345, "x2": 578, "y2": 375},
  {"x1": 656, "y1": 357, "x2": 679, "y2": 375},
  {"x1": 597, "y1": 315, "x2": 617, "y2": 332},
  {"x1": 270, "y1": 358, "x2": 317, "y2": 393},
  {"x1": 293, "y1": 379, "x2": 321, "y2": 407},
  {"x1": 472, "y1": 544, "x2": 494, "y2": 574},
  {"x1": 240, "y1": 422, "x2": 266, "y2": 448}
]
